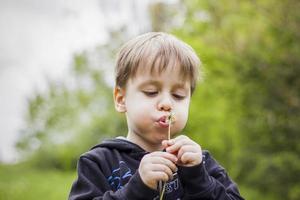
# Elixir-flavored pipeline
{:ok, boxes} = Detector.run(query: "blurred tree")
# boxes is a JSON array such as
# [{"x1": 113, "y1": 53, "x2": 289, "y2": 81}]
[
  {"x1": 149, "y1": 1, "x2": 185, "y2": 32},
  {"x1": 175, "y1": 0, "x2": 300, "y2": 199},
  {"x1": 16, "y1": 44, "x2": 127, "y2": 170},
  {"x1": 235, "y1": 1, "x2": 300, "y2": 200}
]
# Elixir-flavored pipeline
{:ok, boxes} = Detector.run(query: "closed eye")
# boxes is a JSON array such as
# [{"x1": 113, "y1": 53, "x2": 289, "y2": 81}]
[
  {"x1": 173, "y1": 93, "x2": 186, "y2": 100},
  {"x1": 142, "y1": 91, "x2": 158, "y2": 97}
]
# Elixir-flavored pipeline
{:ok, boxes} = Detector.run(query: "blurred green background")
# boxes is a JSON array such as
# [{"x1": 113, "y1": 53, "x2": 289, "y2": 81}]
[{"x1": 1, "y1": 0, "x2": 299, "y2": 199}]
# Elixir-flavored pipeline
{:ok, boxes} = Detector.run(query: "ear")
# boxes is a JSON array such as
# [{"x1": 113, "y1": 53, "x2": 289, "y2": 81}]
[{"x1": 113, "y1": 87, "x2": 127, "y2": 113}]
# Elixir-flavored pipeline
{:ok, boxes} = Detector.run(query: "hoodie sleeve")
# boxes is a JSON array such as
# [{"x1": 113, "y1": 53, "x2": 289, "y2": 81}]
[
  {"x1": 68, "y1": 156, "x2": 157, "y2": 200},
  {"x1": 178, "y1": 151, "x2": 244, "y2": 200}
]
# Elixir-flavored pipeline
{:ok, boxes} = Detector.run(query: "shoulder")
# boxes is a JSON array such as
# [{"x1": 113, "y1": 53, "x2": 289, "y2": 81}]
[
  {"x1": 75, "y1": 145, "x2": 120, "y2": 176},
  {"x1": 79, "y1": 144, "x2": 114, "y2": 164}
]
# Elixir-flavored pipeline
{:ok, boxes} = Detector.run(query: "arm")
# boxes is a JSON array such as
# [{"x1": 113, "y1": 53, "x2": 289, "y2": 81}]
[
  {"x1": 178, "y1": 153, "x2": 244, "y2": 200},
  {"x1": 68, "y1": 156, "x2": 157, "y2": 200}
]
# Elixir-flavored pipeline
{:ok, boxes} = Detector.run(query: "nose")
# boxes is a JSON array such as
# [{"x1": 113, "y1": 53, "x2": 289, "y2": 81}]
[{"x1": 157, "y1": 93, "x2": 172, "y2": 112}]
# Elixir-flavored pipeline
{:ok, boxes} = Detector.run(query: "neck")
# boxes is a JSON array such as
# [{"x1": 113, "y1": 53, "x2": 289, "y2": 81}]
[{"x1": 126, "y1": 132, "x2": 163, "y2": 152}]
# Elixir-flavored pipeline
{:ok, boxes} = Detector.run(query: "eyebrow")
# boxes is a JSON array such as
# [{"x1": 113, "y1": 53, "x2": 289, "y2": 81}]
[
  {"x1": 138, "y1": 80, "x2": 188, "y2": 90},
  {"x1": 138, "y1": 80, "x2": 160, "y2": 87}
]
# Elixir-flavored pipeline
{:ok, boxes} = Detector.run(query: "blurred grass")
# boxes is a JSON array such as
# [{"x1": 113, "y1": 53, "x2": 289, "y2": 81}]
[
  {"x1": 0, "y1": 164, "x2": 76, "y2": 200},
  {"x1": 0, "y1": 163, "x2": 268, "y2": 200}
]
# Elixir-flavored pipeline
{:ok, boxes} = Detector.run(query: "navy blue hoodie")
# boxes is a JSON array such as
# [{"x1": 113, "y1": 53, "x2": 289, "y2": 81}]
[{"x1": 69, "y1": 138, "x2": 244, "y2": 200}]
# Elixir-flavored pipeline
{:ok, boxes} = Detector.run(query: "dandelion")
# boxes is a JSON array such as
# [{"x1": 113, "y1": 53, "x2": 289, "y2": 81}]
[{"x1": 166, "y1": 111, "x2": 175, "y2": 140}]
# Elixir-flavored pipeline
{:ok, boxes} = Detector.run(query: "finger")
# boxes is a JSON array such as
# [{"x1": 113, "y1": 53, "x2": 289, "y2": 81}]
[
  {"x1": 150, "y1": 151, "x2": 178, "y2": 163},
  {"x1": 181, "y1": 152, "x2": 198, "y2": 164},
  {"x1": 161, "y1": 140, "x2": 170, "y2": 149},
  {"x1": 166, "y1": 138, "x2": 192, "y2": 153},
  {"x1": 172, "y1": 135, "x2": 189, "y2": 142},
  {"x1": 170, "y1": 135, "x2": 192, "y2": 145},
  {"x1": 164, "y1": 139, "x2": 175, "y2": 146},
  {"x1": 152, "y1": 164, "x2": 174, "y2": 180},
  {"x1": 151, "y1": 171, "x2": 170, "y2": 182},
  {"x1": 165, "y1": 135, "x2": 187, "y2": 146},
  {"x1": 162, "y1": 140, "x2": 168, "y2": 146},
  {"x1": 177, "y1": 145, "x2": 199, "y2": 160},
  {"x1": 150, "y1": 157, "x2": 178, "y2": 173}
]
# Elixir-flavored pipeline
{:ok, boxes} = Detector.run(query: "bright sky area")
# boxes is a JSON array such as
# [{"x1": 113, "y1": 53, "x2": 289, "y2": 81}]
[{"x1": 0, "y1": 0, "x2": 153, "y2": 162}]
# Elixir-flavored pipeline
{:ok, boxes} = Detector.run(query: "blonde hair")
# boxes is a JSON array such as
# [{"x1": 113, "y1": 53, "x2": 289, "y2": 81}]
[{"x1": 115, "y1": 32, "x2": 201, "y2": 94}]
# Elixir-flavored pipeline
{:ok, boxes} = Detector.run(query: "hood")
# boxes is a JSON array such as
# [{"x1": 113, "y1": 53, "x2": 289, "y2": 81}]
[{"x1": 91, "y1": 138, "x2": 147, "y2": 159}]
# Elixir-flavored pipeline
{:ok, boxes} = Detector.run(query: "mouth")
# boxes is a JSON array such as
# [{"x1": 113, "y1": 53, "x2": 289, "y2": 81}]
[{"x1": 156, "y1": 115, "x2": 174, "y2": 128}]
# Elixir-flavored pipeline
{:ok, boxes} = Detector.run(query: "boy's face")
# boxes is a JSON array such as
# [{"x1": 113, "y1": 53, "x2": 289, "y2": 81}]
[{"x1": 114, "y1": 66, "x2": 191, "y2": 151}]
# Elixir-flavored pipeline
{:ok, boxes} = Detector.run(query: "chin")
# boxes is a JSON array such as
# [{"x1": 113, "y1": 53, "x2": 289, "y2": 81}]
[{"x1": 154, "y1": 135, "x2": 169, "y2": 143}]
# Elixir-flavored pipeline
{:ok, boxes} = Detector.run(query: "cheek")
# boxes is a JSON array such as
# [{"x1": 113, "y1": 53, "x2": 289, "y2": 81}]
[
  {"x1": 175, "y1": 102, "x2": 190, "y2": 127},
  {"x1": 126, "y1": 98, "x2": 153, "y2": 119},
  {"x1": 177, "y1": 111, "x2": 189, "y2": 128}
]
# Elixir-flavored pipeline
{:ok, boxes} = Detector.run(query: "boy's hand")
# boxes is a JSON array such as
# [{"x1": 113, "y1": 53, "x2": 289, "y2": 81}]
[
  {"x1": 138, "y1": 151, "x2": 178, "y2": 190},
  {"x1": 162, "y1": 135, "x2": 202, "y2": 167}
]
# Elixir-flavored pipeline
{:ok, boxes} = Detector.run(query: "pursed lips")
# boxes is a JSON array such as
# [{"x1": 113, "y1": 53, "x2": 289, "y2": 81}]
[{"x1": 156, "y1": 116, "x2": 169, "y2": 128}]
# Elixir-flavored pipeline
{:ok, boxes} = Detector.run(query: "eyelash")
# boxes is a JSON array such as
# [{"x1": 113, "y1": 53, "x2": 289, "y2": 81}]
[
  {"x1": 172, "y1": 94, "x2": 185, "y2": 100},
  {"x1": 142, "y1": 91, "x2": 185, "y2": 100},
  {"x1": 142, "y1": 91, "x2": 158, "y2": 97}
]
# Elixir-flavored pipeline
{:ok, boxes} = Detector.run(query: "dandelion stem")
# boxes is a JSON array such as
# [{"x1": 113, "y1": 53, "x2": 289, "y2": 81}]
[{"x1": 159, "y1": 112, "x2": 174, "y2": 200}]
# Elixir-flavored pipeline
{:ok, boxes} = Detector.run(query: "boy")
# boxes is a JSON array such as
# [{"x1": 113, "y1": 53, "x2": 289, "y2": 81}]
[{"x1": 69, "y1": 32, "x2": 244, "y2": 200}]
